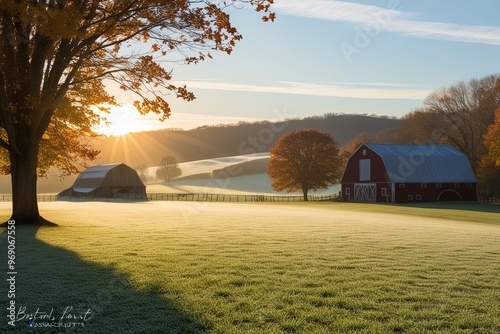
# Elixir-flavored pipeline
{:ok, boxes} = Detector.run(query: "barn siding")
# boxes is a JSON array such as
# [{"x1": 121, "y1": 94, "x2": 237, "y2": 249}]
[
  {"x1": 395, "y1": 182, "x2": 476, "y2": 203},
  {"x1": 341, "y1": 144, "x2": 391, "y2": 202},
  {"x1": 341, "y1": 146, "x2": 389, "y2": 183}
]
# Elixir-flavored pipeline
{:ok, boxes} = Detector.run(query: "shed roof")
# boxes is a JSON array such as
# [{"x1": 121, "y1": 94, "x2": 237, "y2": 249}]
[
  {"x1": 79, "y1": 163, "x2": 123, "y2": 174},
  {"x1": 71, "y1": 163, "x2": 142, "y2": 192},
  {"x1": 72, "y1": 188, "x2": 96, "y2": 194},
  {"x1": 363, "y1": 144, "x2": 477, "y2": 183}
]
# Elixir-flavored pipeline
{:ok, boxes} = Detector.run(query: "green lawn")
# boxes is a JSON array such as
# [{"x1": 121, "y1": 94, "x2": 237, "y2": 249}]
[
  {"x1": 1, "y1": 201, "x2": 499, "y2": 333},
  {"x1": 277, "y1": 201, "x2": 500, "y2": 225}
]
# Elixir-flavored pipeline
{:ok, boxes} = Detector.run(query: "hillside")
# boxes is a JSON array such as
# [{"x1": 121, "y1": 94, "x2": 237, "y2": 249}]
[
  {"x1": 0, "y1": 113, "x2": 399, "y2": 194},
  {"x1": 93, "y1": 113, "x2": 400, "y2": 167},
  {"x1": 146, "y1": 152, "x2": 339, "y2": 195}
]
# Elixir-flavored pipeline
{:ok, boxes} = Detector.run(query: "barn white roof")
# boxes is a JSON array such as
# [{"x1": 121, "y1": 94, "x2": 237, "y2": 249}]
[
  {"x1": 72, "y1": 188, "x2": 96, "y2": 193},
  {"x1": 364, "y1": 144, "x2": 477, "y2": 183}
]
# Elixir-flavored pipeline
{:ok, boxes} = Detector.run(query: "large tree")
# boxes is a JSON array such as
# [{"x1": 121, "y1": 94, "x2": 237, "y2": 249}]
[
  {"x1": 0, "y1": 0, "x2": 274, "y2": 225},
  {"x1": 268, "y1": 128, "x2": 341, "y2": 201}
]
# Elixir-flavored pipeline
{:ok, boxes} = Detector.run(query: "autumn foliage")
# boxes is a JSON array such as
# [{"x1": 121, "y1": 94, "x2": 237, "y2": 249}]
[
  {"x1": 268, "y1": 129, "x2": 341, "y2": 200},
  {"x1": 484, "y1": 107, "x2": 500, "y2": 166},
  {"x1": 0, "y1": 0, "x2": 274, "y2": 224},
  {"x1": 476, "y1": 107, "x2": 500, "y2": 196}
]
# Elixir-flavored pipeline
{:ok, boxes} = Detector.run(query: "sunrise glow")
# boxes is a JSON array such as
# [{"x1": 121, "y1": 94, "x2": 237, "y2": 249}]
[{"x1": 95, "y1": 106, "x2": 148, "y2": 136}]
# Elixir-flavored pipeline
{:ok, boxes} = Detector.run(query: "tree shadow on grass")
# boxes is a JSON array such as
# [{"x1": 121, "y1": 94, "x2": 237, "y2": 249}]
[{"x1": 0, "y1": 226, "x2": 209, "y2": 334}]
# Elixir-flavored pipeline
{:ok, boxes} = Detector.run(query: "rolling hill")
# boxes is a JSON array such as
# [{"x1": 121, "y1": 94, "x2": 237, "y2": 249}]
[
  {"x1": 94, "y1": 113, "x2": 400, "y2": 167},
  {"x1": 0, "y1": 113, "x2": 399, "y2": 194},
  {"x1": 146, "y1": 152, "x2": 340, "y2": 195}
]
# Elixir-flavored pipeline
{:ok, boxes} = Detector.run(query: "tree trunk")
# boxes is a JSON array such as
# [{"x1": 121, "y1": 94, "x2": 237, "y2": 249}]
[
  {"x1": 303, "y1": 188, "x2": 309, "y2": 201},
  {"x1": 9, "y1": 148, "x2": 54, "y2": 226}
]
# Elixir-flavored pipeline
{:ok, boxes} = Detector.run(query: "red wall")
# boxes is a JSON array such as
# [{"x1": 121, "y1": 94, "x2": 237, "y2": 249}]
[
  {"x1": 394, "y1": 182, "x2": 476, "y2": 202},
  {"x1": 341, "y1": 145, "x2": 389, "y2": 183},
  {"x1": 341, "y1": 145, "x2": 393, "y2": 202}
]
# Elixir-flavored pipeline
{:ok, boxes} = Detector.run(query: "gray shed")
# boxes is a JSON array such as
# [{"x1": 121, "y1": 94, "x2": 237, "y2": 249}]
[{"x1": 59, "y1": 163, "x2": 146, "y2": 199}]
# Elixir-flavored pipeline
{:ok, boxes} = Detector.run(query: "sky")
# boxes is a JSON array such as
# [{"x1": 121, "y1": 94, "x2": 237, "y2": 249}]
[{"x1": 99, "y1": 0, "x2": 500, "y2": 135}]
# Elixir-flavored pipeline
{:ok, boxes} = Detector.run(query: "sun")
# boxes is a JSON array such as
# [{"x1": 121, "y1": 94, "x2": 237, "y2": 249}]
[{"x1": 95, "y1": 105, "x2": 157, "y2": 136}]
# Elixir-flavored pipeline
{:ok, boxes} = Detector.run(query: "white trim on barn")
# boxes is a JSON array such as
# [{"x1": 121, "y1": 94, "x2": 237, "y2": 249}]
[
  {"x1": 354, "y1": 183, "x2": 376, "y2": 202},
  {"x1": 359, "y1": 159, "x2": 371, "y2": 181}
]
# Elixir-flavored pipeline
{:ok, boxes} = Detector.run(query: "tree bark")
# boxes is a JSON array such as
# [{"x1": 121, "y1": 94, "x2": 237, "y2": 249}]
[{"x1": 8, "y1": 147, "x2": 54, "y2": 226}]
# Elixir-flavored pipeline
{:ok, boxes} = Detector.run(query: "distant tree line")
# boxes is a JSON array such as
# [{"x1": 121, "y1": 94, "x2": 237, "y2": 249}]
[
  {"x1": 193, "y1": 113, "x2": 398, "y2": 131},
  {"x1": 341, "y1": 73, "x2": 500, "y2": 196}
]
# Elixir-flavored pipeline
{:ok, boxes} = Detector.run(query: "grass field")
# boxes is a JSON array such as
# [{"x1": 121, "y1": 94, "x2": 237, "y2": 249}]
[{"x1": 1, "y1": 201, "x2": 499, "y2": 333}]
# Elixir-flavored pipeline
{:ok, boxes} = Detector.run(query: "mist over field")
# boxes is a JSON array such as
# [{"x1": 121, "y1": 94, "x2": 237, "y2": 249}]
[{"x1": 1, "y1": 151, "x2": 341, "y2": 196}]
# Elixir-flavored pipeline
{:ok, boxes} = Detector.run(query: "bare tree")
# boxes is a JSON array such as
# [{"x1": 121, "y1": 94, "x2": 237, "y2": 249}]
[
  {"x1": 156, "y1": 156, "x2": 181, "y2": 184},
  {"x1": 394, "y1": 74, "x2": 500, "y2": 172}
]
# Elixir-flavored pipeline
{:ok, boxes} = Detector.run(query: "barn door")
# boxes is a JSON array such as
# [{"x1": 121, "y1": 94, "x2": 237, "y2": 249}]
[{"x1": 354, "y1": 184, "x2": 376, "y2": 202}]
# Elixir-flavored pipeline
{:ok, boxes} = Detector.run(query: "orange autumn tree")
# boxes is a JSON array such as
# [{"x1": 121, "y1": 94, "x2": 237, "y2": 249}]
[
  {"x1": 268, "y1": 129, "x2": 341, "y2": 201},
  {"x1": 339, "y1": 131, "x2": 370, "y2": 169},
  {"x1": 478, "y1": 107, "x2": 500, "y2": 195},
  {"x1": 0, "y1": 0, "x2": 274, "y2": 225},
  {"x1": 484, "y1": 107, "x2": 500, "y2": 166}
]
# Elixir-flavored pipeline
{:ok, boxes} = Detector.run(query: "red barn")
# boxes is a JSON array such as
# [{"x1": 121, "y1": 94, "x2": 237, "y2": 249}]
[{"x1": 340, "y1": 144, "x2": 477, "y2": 203}]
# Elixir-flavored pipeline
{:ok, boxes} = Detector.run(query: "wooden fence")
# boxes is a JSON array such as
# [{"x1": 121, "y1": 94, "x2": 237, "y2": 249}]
[
  {"x1": 2, "y1": 193, "x2": 497, "y2": 203},
  {"x1": 0, "y1": 193, "x2": 339, "y2": 203},
  {"x1": 0, "y1": 194, "x2": 59, "y2": 202},
  {"x1": 146, "y1": 193, "x2": 338, "y2": 202},
  {"x1": 477, "y1": 195, "x2": 500, "y2": 204}
]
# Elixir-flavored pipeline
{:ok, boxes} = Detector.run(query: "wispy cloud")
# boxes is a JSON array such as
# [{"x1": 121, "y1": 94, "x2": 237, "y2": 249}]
[
  {"x1": 177, "y1": 80, "x2": 431, "y2": 100},
  {"x1": 274, "y1": 0, "x2": 404, "y2": 24},
  {"x1": 274, "y1": 0, "x2": 500, "y2": 45}
]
